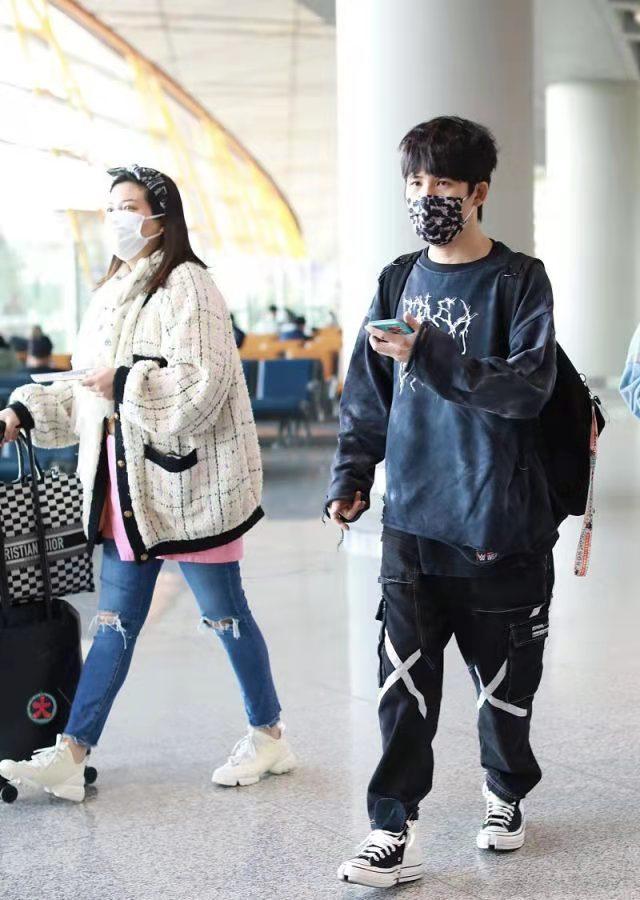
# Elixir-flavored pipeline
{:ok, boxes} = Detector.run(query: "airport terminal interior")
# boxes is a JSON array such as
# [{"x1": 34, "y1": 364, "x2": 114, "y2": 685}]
[{"x1": 1, "y1": 2, "x2": 640, "y2": 899}]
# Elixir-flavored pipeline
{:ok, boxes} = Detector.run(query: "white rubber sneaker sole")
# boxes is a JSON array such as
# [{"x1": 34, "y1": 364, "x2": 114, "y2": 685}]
[
  {"x1": 337, "y1": 860, "x2": 424, "y2": 888},
  {"x1": 476, "y1": 824, "x2": 525, "y2": 851},
  {"x1": 5, "y1": 772, "x2": 85, "y2": 803},
  {"x1": 212, "y1": 752, "x2": 297, "y2": 787}
]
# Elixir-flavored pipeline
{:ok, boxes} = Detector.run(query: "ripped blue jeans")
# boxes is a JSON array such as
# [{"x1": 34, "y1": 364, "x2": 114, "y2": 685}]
[{"x1": 64, "y1": 540, "x2": 282, "y2": 747}]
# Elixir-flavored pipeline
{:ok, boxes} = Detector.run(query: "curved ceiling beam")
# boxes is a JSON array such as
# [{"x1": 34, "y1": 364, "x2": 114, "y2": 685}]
[{"x1": 49, "y1": 0, "x2": 303, "y2": 236}]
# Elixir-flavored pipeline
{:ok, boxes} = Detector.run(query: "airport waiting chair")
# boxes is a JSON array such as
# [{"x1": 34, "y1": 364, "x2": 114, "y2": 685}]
[
  {"x1": 51, "y1": 353, "x2": 72, "y2": 371},
  {"x1": 251, "y1": 359, "x2": 321, "y2": 443},
  {"x1": 241, "y1": 360, "x2": 259, "y2": 399},
  {"x1": 0, "y1": 372, "x2": 33, "y2": 408}
]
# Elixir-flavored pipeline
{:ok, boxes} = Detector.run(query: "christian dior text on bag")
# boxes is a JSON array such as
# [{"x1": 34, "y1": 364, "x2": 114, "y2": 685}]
[{"x1": 0, "y1": 430, "x2": 94, "y2": 606}]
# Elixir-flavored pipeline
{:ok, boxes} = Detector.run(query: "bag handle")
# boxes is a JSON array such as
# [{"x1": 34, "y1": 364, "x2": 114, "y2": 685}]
[
  {"x1": 23, "y1": 429, "x2": 54, "y2": 613},
  {"x1": 16, "y1": 433, "x2": 44, "y2": 482},
  {"x1": 0, "y1": 421, "x2": 11, "y2": 610},
  {"x1": 0, "y1": 422, "x2": 9, "y2": 610}
]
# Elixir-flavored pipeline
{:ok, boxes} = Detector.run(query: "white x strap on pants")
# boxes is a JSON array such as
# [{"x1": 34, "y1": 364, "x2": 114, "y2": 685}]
[
  {"x1": 378, "y1": 633, "x2": 427, "y2": 719},
  {"x1": 475, "y1": 660, "x2": 527, "y2": 718}
]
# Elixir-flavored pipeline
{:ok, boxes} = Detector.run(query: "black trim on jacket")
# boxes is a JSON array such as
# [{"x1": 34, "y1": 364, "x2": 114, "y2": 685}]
[
  {"x1": 148, "y1": 506, "x2": 264, "y2": 558},
  {"x1": 9, "y1": 401, "x2": 35, "y2": 431},
  {"x1": 144, "y1": 444, "x2": 198, "y2": 473},
  {"x1": 133, "y1": 355, "x2": 168, "y2": 367},
  {"x1": 113, "y1": 402, "x2": 148, "y2": 562},
  {"x1": 113, "y1": 367, "x2": 131, "y2": 405},
  {"x1": 86, "y1": 419, "x2": 110, "y2": 554}
]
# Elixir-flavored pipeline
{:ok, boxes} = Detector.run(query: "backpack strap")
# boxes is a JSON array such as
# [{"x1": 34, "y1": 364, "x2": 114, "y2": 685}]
[{"x1": 378, "y1": 251, "x2": 422, "y2": 318}]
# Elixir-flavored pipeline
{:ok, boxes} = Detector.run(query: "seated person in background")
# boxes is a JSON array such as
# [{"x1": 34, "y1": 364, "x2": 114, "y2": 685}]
[
  {"x1": 255, "y1": 304, "x2": 280, "y2": 335},
  {"x1": 30, "y1": 325, "x2": 53, "y2": 357},
  {"x1": 0, "y1": 335, "x2": 18, "y2": 372},
  {"x1": 25, "y1": 337, "x2": 58, "y2": 375},
  {"x1": 230, "y1": 314, "x2": 246, "y2": 350},
  {"x1": 9, "y1": 335, "x2": 27, "y2": 354},
  {"x1": 279, "y1": 316, "x2": 310, "y2": 342}
]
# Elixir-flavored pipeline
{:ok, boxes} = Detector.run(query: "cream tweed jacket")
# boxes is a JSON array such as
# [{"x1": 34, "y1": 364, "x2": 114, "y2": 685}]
[{"x1": 10, "y1": 253, "x2": 263, "y2": 561}]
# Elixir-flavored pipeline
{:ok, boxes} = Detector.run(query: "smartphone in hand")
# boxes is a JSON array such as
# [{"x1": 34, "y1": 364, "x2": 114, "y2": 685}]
[{"x1": 368, "y1": 318, "x2": 415, "y2": 335}]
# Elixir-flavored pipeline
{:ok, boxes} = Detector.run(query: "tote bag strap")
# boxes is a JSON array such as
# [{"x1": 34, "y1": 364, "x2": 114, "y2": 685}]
[
  {"x1": 16, "y1": 433, "x2": 44, "y2": 482},
  {"x1": 0, "y1": 421, "x2": 11, "y2": 610},
  {"x1": 0, "y1": 505, "x2": 10, "y2": 612},
  {"x1": 18, "y1": 431, "x2": 54, "y2": 614}
]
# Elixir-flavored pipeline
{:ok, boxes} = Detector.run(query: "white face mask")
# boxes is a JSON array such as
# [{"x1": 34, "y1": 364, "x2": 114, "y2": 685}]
[{"x1": 105, "y1": 209, "x2": 164, "y2": 262}]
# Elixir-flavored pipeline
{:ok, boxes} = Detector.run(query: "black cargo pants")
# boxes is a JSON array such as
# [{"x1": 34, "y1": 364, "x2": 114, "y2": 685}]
[{"x1": 368, "y1": 528, "x2": 554, "y2": 826}]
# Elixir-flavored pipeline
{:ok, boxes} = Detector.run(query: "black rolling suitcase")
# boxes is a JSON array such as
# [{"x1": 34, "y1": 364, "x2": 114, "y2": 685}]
[{"x1": 0, "y1": 427, "x2": 96, "y2": 803}]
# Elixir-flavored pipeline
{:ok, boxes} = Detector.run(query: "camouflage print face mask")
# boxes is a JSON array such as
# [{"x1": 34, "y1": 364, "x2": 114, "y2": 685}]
[{"x1": 407, "y1": 194, "x2": 472, "y2": 246}]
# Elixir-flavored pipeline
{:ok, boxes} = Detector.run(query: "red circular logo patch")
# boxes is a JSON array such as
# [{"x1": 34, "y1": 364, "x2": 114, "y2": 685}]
[{"x1": 26, "y1": 692, "x2": 57, "y2": 724}]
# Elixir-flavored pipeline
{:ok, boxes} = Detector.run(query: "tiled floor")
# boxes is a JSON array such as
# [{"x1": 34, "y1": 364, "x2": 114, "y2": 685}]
[{"x1": 1, "y1": 415, "x2": 639, "y2": 900}]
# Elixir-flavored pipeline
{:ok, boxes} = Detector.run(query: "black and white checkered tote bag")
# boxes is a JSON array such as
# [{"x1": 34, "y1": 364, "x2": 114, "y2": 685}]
[{"x1": 0, "y1": 433, "x2": 94, "y2": 605}]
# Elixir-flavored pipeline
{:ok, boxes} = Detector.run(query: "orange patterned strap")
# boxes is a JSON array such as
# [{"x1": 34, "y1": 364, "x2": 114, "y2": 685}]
[{"x1": 574, "y1": 407, "x2": 599, "y2": 577}]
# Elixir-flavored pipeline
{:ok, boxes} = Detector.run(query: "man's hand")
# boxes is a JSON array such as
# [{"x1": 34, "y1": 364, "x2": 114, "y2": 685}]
[
  {"x1": 365, "y1": 312, "x2": 421, "y2": 364},
  {"x1": 83, "y1": 368, "x2": 116, "y2": 401},
  {"x1": 0, "y1": 408, "x2": 21, "y2": 446},
  {"x1": 328, "y1": 491, "x2": 368, "y2": 532}
]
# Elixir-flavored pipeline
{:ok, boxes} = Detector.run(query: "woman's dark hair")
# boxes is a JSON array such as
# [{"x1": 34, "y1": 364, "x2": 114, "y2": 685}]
[
  {"x1": 98, "y1": 172, "x2": 206, "y2": 294},
  {"x1": 399, "y1": 116, "x2": 498, "y2": 222}
]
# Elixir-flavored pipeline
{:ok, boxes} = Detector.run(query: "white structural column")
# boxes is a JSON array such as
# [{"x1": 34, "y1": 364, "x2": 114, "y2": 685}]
[
  {"x1": 544, "y1": 81, "x2": 639, "y2": 381},
  {"x1": 335, "y1": 0, "x2": 535, "y2": 359}
]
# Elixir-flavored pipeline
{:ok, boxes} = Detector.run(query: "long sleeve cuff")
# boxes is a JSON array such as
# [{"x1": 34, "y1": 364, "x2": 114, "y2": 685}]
[
  {"x1": 322, "y1": 493, "x2": 370, "y2": 523},
  {"x1": 8, "y1": 401, "x2": 35, "y2": 431}
]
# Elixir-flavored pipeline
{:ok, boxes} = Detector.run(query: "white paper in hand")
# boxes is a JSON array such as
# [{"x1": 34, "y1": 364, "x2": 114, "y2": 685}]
[{"x1": 30, "y1": 369, "x2": 92, "y2": 384}]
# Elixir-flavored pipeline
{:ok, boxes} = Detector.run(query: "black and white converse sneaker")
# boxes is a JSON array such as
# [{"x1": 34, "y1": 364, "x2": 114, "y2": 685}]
[
  {"x1": 338, "y1": 800, "x2": 423, "y2": 888},
  {"x1": 476, "y1": 782, "x2": 525, "y2": 851}
]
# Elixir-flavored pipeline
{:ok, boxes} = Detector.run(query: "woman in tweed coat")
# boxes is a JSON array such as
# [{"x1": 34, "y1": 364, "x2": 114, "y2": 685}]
[{"x1": 0, "y1": 166, "x2": 296, "y2": 801}]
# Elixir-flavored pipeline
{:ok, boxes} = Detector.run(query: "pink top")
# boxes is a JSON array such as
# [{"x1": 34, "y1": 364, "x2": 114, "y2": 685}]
[{"x1": 101, "y1": 436, "x2": 243, "y2": 564}]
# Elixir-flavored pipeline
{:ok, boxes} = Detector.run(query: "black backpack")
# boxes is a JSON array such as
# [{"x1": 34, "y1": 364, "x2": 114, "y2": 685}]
[{"x1": 379, "y1": 251, "x2": 606, "y2": 527}]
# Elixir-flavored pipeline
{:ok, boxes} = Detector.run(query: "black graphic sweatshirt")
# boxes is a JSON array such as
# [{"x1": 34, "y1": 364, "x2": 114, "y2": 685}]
[{"x1": 326, "y1": 241, "x2": 558, "y2": 561}]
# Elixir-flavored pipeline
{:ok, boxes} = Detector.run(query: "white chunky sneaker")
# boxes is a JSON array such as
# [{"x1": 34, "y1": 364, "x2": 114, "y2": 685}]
[
  {"x1": 0, "y1": 735, "x2": 86, "y2": 802},
  {"x1": 476, "y1": 782, "x2": 525, "y2": 851},
  {"x1": 338, "y1": 821, "x2": 423, "y2": 888},
  {"x1": 211, "y1": 724, "x2": 297, "y2": 787}
]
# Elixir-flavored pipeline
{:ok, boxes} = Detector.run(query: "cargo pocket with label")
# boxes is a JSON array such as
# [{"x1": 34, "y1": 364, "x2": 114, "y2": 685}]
[
  {"x1": 375, "y1": 595, "x2": 387, "y2": 689},
  {"x1": 376, "y1": 574, "x2": 415, "y2": 689},
  {"x1": 506, "y1": 614, "x2": 549, "y2": 703}
]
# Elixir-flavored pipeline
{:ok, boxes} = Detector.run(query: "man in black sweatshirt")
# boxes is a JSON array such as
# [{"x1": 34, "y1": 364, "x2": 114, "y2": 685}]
[{"x1": 327, "y1": 117, "x2": 558, "y2": 889}]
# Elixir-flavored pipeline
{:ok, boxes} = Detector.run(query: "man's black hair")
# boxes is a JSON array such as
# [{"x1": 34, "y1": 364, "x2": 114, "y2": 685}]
[{"x1": 399, "y1": 116, "x2": 498, "y2": 222}]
